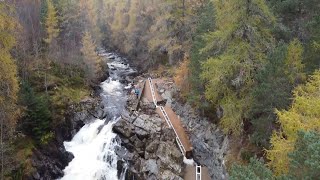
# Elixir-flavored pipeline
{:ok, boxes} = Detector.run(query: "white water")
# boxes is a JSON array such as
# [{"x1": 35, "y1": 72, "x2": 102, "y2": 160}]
[
  {"x1": 61, "y1": 120, "x2": 119, "y2": 180},
  {"x1": 60, "y1": 53, "x2": 133, "y2": 180}
]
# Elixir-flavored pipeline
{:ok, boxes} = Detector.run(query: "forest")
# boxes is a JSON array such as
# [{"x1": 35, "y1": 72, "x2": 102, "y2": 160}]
[{"x1": 0, "y1": 0, "x2": 319, "y2": 179}]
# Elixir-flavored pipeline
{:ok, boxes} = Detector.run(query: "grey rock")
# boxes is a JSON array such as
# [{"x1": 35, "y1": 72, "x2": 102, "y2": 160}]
[
  {"x1": 142, "y1": 159, "x2": 159, "y2": 174},
  {"x1": 130, "y1": 135, "x2": 145, "y2": 149},
  {"x1": 161, "y1": 91, "x2": 173, "y2": 106},
  {"x1": 133, "y1": 117, "x2": 145, "y2": 129},
  {"x1": 156, "y1": 142, "x2": 183, "y2": 173},
  {"x1": 135, "y1": 127, "x2": 149, "y2": 140},
  {"x1": 145, "y1": 140, "x2": 160, "y2": 153},
  {"x1": 139, "y1": 114, "x2": 150, "y2": 121},
  {"x1": 161, "y1": 128, "x2": 175, "y2": 142},
  {"x1": 113, "y1": 119, "x2": 133, "y2": 138},
  {"x1": 115, "y1": 146, "x2": 135, "y2": 161}
]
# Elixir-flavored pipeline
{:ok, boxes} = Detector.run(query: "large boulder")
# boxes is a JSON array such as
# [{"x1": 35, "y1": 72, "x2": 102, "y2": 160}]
[{"x1": 113, "y1": 118, "x2": 134, "y2": 138}]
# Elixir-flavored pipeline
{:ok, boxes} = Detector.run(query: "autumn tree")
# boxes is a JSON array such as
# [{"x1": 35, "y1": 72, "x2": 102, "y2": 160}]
[
  {"x1": 201, "y1": 0, "x2": 275, "y2": 135},
  {"x1": 79, "y1": 0, "x2": 101, "y2": 40},
  {"x1": 44, "y1": 0, "x2": 59, "y2": 46},
  {"x1": 267, "y1": 70, "x2": 320, "y2": 175},
  {"x1": 81, "y1": 32, "x2": 101, "y2": 82},
  {"x1": 174, "y1": 54, "x2": 191, "y2": 99},
  {"x1": 0, "y1": 2, "x2": 19, "y2": 178},
  {"x1": 284, "y1": 39, "x2": 305, "y2": 84},
  {"x1": 231, "y1": 131, "x2": 320, "y2": 179}
]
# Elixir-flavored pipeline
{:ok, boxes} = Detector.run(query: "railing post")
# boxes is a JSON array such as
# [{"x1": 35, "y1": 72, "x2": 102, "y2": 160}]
[{"x1": 196, "y1": 165, "x2": 201, "y2": 180}]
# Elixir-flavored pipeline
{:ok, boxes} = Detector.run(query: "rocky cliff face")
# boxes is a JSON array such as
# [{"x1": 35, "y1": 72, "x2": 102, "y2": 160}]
[
  {"x1": 155, "y1": 77, "x2": 229, "y2": 180},
  {"x1": 113, "y1": 99, "x2": 184, "y2": 180}
]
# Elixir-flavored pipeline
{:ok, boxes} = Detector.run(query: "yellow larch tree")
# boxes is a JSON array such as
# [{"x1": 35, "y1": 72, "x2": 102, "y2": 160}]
[
  {"x1": 44, "y1": 0, "x2": 59, "y2": 45},
  {"x1": 267, "y1": 70, "x2": 320, "y2": 175},
  {"x1": 0, "y1": 2, "x2": 19, "y2": 179},
  {"x1": 0, "y1": 2, "x2": 19, "y2": 135},
  {"x1": 200, "y1": 0, "x2": 275, "y2": 135},
  {"x1": 81, "y1": 31, "x2": 101, "y2": 81},
  {"x1": 284, "y1": 39, "x2": 305, "y2": 84}
]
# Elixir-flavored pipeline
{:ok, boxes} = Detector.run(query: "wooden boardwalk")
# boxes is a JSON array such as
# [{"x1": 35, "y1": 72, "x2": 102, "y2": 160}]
[
  {"x1": 143, "y1": 78, "x2": 164, "y2": 104},
  {"x1": 140, "y1": 78, "x2": 211, "y2": 179},
  {"x1": 163, "y1": 106, "x2": 193, "y2": 154},
  {"x1": 142, "y1": 78, "x2": 193, "y2": 158}
]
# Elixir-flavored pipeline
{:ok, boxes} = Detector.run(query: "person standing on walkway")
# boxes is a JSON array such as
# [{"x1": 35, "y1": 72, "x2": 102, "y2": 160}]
[{"x1": 135, "y1": 88, "x2": 140, "y2": 98}]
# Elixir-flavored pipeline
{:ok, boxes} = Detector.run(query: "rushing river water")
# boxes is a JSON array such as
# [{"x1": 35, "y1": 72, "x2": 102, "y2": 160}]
[{"x1": 60, "y1": 52, "x2": 135, "y2": 180}]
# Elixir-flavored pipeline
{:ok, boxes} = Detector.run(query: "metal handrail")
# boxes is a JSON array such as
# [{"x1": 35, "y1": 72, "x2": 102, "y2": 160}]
[
  {"x1": 147, "y1": 77, "x2": 187, "y2": 155},
  {"x1": 160, "y1": 106, "x2": 172, "y2": 128},
  {"x1": 148, "y1": 78, "x2": 157, "y2": 107},
  {"x1": 196, "y1": 165, "x2": 201, "y2": 180}
]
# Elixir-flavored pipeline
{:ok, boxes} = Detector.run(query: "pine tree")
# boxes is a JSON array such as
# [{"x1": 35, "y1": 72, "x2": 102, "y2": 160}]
[
  {"x1": 267, "y1": 70, "x2": 320, "y2": 175},
  {"x1": 200, "y1": 0, "x2": 275, "y2": 135},
  {"x1": 230, "y1": 158, "x2": 274, "y2": 180},
  {"x1": 249, "y1": 44, "x2": 292, "y2": 147},
  {"x1": 188, "y1": 0, "x2": 215, "y2": 108},
  {"x1": 286, "y1": 131, "x2": 320, "y2": 179},
  {"x1": 20, "y1": 82, "x2": 52, "y2": 143}
]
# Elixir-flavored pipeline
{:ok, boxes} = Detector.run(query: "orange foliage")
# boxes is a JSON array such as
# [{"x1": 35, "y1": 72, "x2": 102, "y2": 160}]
[{"x1": 174, "y1": 54, "x2": 190, "y2": 98}]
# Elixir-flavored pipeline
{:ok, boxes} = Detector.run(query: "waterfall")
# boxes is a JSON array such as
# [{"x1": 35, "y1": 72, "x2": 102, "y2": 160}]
[
  {"x1": 61, "y1": 119, "x2": 119, "y2": 180},
  {"x1": 60, "y1": 52, "x2": 134, "y2": 180}
]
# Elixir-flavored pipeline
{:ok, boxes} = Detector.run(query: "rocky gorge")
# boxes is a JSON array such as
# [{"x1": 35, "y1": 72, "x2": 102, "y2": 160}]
[
  {"x1": 28, "y1": 52, "x2": 228, "y2": 180},
  {"x1": 112, "y1": 75, "x2": 228, "y2": 180}
]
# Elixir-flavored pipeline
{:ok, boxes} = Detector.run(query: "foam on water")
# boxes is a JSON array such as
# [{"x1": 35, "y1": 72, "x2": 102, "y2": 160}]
[{"x1": 61, "y1": 120, "x2": 119, "y2": 180}]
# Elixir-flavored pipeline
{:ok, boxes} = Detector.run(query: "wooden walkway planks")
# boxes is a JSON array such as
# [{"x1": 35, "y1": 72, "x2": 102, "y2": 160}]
[
  {"x1": 143, "y1": 79, "x2": 163, "y2": 103},
  {"x1": 139, "y1": 77, "x2": 211, "y2": 179},
  {"x1": 163, "y1": 106, "x2": 193, "y2": 152}
]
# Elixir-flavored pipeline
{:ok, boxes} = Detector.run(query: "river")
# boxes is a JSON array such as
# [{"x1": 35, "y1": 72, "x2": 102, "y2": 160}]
[{"x1": 60, "y1": 52, "x2": 135, "y2": 180}]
